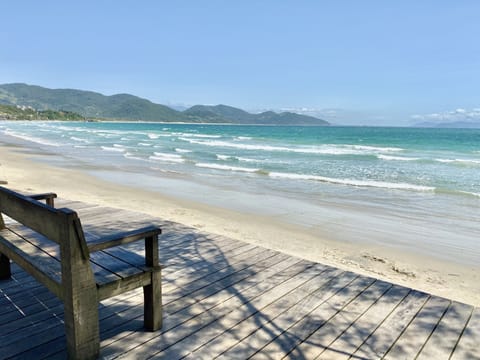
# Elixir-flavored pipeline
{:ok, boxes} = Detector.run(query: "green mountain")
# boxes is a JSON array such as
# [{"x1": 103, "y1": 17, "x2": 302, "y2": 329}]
[
  {"x1": 183, "y1": 104, "x2": 328, "y2": 125},
  {"x1": 0, "y1": 104, "x2": 84, "y2": 121},
  {"x1": 0, "y1": 83, "x2": 186, "y2": 122},
  {"x1": 0, "y1": 83, "x2": 329, "y2": 125}
]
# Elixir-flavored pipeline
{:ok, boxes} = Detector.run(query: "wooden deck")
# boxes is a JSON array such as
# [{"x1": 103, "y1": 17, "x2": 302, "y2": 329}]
[{"x1": 0, "y1": 199, "x2": 479, "y2": 359}]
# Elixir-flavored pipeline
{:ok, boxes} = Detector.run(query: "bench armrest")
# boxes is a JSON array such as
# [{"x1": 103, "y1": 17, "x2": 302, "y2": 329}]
[
  {"x1": 87, "y1": 225, "x2": 162, "y2": 252},
  {"x1": 28, "y1": 192, "x2": 57, "y2": 207}
]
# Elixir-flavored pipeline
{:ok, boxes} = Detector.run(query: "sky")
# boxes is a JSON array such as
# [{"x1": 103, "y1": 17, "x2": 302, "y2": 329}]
[{"x1": 1, "y1": 1, "x2": 479, "y2": 125}]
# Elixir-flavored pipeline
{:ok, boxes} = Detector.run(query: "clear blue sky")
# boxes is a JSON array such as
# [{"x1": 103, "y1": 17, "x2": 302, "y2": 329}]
[{"x1": 2, "y1": 1, "x2": 479, "y2": 125}]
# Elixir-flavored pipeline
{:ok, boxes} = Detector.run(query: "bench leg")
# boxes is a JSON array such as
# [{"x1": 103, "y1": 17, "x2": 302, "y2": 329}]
[
  {"x1": 64, "y1": 285, "x2": 100, "y2": 360},
  {"x1": 0, "y1": 253, "x2": 11, "y2": 279},
  {"x1": 144, "y1": 268, "x2": 162, "y2": 331}
]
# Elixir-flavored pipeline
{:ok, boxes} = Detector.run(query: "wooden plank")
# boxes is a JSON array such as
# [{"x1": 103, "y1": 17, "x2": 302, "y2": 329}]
[
  {"x1": 154, "y1": 263, "x2": 337, "y2": 360},
  {"x1": 352, "y1": 289, "x2": 429, "y2": 359},
  {"x1": 99, "y1": 255, "x2": 299, "y2": 354},
  {"x1": 90, "y1": 251, "x2": 144, "y2": 280},
  {"x1": 100, "y1": 260, "x2": 315, "y2": 359},
  {"x1": 450, "y1": 307, "x2": 480, "y2": 360},
  {"x1": 0, "y1": 301, "x2": 63, "y2": 339},
  {"x1": 417, "y1": 301, "x2": 474, "y2": 360},
  {"x1": 314, "y1": 285, "x2": 410, "y2": 360},
  {"x1": 188, "y1": 269, "x2": 358, "y2": 360},
  {"x1": 0, "y1": 287, "x2": 57, "y2": 320},
  {"x1": 0, "y1": 229, "x2": 63, "y2": 298},
  {"x1": 272, "y1": 278, "x2": 390, "y2": 360},
  {"x1": 161, "y1": 245, "x2": 265, "y2": 296},
  {"x1": 0, "y1": 187, "x2": 66, "y2": 244},
  {"x1": 383, "y1": 296, "x2": 451, "y2": 359},
  {"x1": 97, "y1": 271, "x2": 152, "y2": 300},
  {"x1": 87, "y1": 226, "x2": 161, "y2": 252},
  {"x1": 162, "y1": 247, "x2": 276, "y2": 302}
]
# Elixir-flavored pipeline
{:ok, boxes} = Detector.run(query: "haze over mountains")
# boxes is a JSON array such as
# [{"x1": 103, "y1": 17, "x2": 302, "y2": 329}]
[{"x1": 0, "y1": 83, "x2": 329, "y2": 125}]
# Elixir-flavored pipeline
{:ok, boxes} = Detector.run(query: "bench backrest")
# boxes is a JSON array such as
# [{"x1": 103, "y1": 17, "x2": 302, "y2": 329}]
[{"x1": 0, "y1": 186, "x2": 75, "y2": 245}]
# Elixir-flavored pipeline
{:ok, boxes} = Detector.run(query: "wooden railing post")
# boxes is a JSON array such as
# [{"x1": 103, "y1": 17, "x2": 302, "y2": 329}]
[{"x1": 144, "y1": 234, "x2": 162, "y2": 331}]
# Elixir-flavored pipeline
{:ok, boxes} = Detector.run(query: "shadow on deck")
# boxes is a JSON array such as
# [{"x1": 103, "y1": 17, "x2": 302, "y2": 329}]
[{"x1": 0, "y1": 202, "x2": 478, "y2": 359}]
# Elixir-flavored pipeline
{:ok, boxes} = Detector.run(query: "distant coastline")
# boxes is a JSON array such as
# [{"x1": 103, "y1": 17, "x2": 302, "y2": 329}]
[{"x1": 0, "y1": 83, "x2": 329, "y2": 125}]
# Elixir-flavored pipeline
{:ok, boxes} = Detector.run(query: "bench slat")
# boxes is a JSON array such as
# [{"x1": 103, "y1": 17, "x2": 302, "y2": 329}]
[
  {"x1": 90, "y1": 251, "x2": 147, "y2": 279},
  {"x1": 0, "y1": 186, "x2": 65, "y2": 244},
  {"x1": 0, "y1": 229, "x2": 63, "y2": 298}
]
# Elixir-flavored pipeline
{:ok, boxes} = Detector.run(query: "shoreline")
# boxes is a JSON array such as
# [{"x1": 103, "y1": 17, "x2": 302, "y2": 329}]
[{"x1": 0, "y1": 140, "x2": 479, "y2": 306}]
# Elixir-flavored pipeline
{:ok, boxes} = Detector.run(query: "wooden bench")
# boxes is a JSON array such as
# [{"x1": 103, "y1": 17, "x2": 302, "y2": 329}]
[{"x1": 0, "y1": 186, "x2": 162, "y2": 360}]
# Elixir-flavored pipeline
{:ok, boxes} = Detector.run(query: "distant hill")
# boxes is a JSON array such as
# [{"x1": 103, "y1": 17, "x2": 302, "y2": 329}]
[
  {"x1": 0, "y1": 83, "x2": 186, "y2": 122},
  {"x1": 184, "y1": 104, "x2": 329, "y2": 125},
  {"x1": 0, "y1": 83, "x2": 329, "y2": 125},
  {"x1": 0, "y1": 104, "x2": 84, "y2": 121}
]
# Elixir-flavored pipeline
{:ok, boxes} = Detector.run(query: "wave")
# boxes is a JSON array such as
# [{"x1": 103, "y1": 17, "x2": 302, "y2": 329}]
[
  {"x1": 175, "y1": 132, "x2": 222, "y2": 139},
  {"x1": 268, "y1": 172, "x2": 435, "y2": 192},
  {"x1": 124, "y1": 152, "x2": 145, "y2": 161},
  {"x1": 101, "y1": 146, "x2": 126, "y2": 152},
  {"x1": 216, "y1": 154, "x2": 232, "y2": 160},
  {"x1": 138, "y1": 142, "x2": 152, "y2": 146},
  {"x1": 461, "y1": 191, "x2": 480, "y2": 198},
  {"x1": 175, "y1": 148, "x2": 192, "y2": 153},
  {"x1": 436, "y1": 158, "x2": 480, "y2": 166},
  {"x1": 237, "y1": 157, "x2": 261, "y2": 163},
  {"x1": 216, "y1": 154, "x2": 263, "y2": 163},
  {"x1": 179, "y1": 138, "x2": 403, "y2": 156},
  {"x1": 435, "y1": 188, "x2": 480, "y2": 199},
  {"x1": 196, "y1": 163, "x2": 260, "y2": 173},
  {"x1": 377, "y1": 155, "x2": 420, "y2": 161},
  {"x1": 70, "y1": 136, "x2": 90, "y2": 143},
  {"x1": 3, "y1": 130, "x2": 61, "y2": 147},
  {"x1": 149, "y1": 152, "x2": 185, "y2": 163}
]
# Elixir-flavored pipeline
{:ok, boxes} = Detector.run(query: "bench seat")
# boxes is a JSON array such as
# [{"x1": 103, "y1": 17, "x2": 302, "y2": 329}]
[{"x1": 1, "y1": 223, "x2": 157, "y2": 301}]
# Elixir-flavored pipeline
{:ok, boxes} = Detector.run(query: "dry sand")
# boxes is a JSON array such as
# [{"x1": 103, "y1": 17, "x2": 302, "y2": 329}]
[{"x1": 1, "y1": 143, "x2": 479, "y2": 306}]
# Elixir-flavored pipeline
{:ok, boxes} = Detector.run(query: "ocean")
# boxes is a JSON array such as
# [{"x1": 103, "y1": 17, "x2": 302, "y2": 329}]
[{"x1": 1, "y1": 121, "x2": 479, "y2": 264}]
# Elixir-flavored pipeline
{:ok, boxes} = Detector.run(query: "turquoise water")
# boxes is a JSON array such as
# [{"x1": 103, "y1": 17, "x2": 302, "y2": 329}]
[
  {"x1": 1, "y1": 121, "x2": 479, "y2": 196},
  {"x1": 1, "y1": 121, "x2": 479, "y2": 263}
]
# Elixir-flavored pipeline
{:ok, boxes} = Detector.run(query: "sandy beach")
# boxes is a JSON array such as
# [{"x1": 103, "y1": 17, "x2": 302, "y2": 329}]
[{"x1": 1, "y1": 141, "x2": 479, "y2": 306}]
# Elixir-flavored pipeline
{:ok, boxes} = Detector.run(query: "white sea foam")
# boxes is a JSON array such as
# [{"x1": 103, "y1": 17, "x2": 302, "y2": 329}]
[
  {"x1": 149, "y1": 152, "x2": 185, "y2": 163},
  {"x1": 101, "y1": 146, "x2": 126, "y2": 152},
  {"x1": 237, "y1": 157, "x2": 260, "y2": 163},
  {"x1": 436, "y1": 158, "x2": 480, "y2": 165},
  {"x1": 124, "y1": 152, "x2": 144, "y2": 161},
  {"x1": 70, "y1": 136, "x2": 90, "y2": 143},
  {"x1": 268, "y1": 172, "x2": 435, "y2": 191},
  {"x1": 216, "y1": 154, "x2": 263, "y2": 163},
  {"x1": 147, "y1": 133, "x2": 160, "y2": 139},
  {"x1": 113, "y1": 144, "x2": 126, "y2": 148},
  {"x1": 3, "y1": 130, "x2": 61, "y2": 147},
  {"x1": 459, "y1": 191, "x2": 480, "y2": 198},
  {"x1": 179, "y1": 138, "x2": 403, "y2": 156},
  {"x1": 237, "y1": 136, "x2": 252, "y2": 140},
  {"x1": 377, "y1": 155, "x2": 420, "y2": 161},
  {"x1": 175, "y1": 148, "x2": 192, "y2": 153},
  {"x1": 196, "y1": 163, "x2": 259, "y2": 173},
  {"x1": 138, "y1": 142, "x2": 152, "y2": 146},
  {"x1": 176, "y1": 133, "x2": 221, "y2": 139}
]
